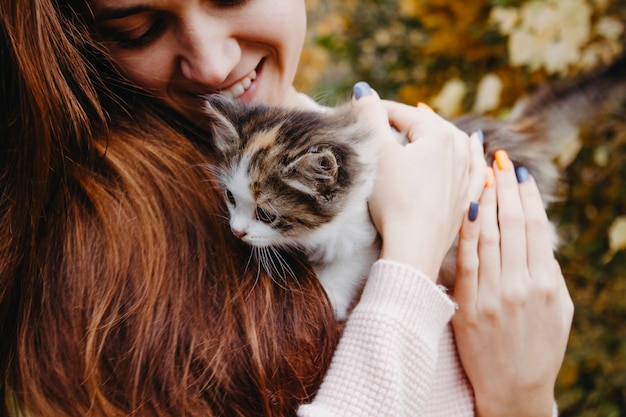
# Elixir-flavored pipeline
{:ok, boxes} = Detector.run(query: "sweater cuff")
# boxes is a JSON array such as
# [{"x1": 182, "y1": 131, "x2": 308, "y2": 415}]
[{"x1": 359, "y1": 259, "x2": 456, "y2": 317}]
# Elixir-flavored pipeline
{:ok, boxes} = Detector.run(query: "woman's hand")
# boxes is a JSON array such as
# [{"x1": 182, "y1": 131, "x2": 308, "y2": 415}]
[
  {"x1": 352, "y1": 82, "x2": 486, "y2": 279},
  {"x1": 452, "y1": 152, "x2": 574, "y2": 417}
]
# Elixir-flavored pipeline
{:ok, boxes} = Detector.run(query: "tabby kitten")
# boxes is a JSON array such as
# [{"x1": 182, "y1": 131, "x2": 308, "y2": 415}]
[
  {"x1": 203, "y1": 96, "x2": 379, "y2": 319},
  {"x1": 203, "y1": 52, "x2": 626, "y2": 319}
]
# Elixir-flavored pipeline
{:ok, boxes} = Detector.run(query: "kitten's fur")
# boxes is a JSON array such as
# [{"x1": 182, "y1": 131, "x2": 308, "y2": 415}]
[
  {"x1": 204, "y1": 99, "x2": 379, "y2": 318},
  {"x1": 204, "y1": 52, "x2": 626, "y2": 319}
]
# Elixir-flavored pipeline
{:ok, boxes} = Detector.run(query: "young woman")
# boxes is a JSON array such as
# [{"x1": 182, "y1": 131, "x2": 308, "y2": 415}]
[{"x1": 0, "y1": 0, "x2": 573, "y2": 416}]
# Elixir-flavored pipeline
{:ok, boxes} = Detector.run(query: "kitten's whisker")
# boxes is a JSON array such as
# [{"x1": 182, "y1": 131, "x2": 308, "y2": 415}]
[
  {"x1": 199, "y1": 182, "x2": 223, "y2": 191},
  {"x1": 259, "y1": 247, "x2": 290, "y2": 291},
  {"x1": 193, "y1": 163, "x2": 220, "y2": 175},
  {"x1": 244, "y1": 248, "x2": 262, "y2": 300},
  {"x1": 243, "y1": 247, "x2": 255, "y2": 273},
  {"x1": 271, "y1": 248, "x2": 299, "y2": 287},
  {"x1": 267, "y1": 248, "x2": 288, "y2": 287}
]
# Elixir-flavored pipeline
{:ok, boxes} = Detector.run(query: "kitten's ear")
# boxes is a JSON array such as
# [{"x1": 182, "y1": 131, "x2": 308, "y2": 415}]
[
  {"x1": 202, "y1": 96, "x2": 240, "y2": 153},
  {"x1": 284, "y1": 147, "x2": 339, "y2": 197}
]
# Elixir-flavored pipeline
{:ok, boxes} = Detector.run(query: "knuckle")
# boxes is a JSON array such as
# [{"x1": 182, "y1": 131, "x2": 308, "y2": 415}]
[
  {"x1": 502, "y1": 283, "x2": 529, "y2": 307},
  {"x1": 457, "y1": 258, "x2": 479, "y2": 277},
  {"x1": 525, "y1": 212, "x2": 549, "y2": 233},
  {"x1": 480, "y1": 230, "x2": 500, "y2": 248},
  {"x1": 498, "y1": 209, "x2": 525, "y2": 228},
  {"x1": 530, "y1": 279, "x2": 558, "y2": 303},
  {"x1": 480, "y1": 302, "x2": 502, "y2": 321}
]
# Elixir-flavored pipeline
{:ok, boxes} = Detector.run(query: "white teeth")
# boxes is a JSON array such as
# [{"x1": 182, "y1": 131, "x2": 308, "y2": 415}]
[{"x1": 220, "y1": 70, "x2": 257, "y2": 98}]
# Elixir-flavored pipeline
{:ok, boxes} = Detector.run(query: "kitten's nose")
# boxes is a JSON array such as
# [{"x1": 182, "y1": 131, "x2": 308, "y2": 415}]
[{"x1": 231, "y1": 228, "x2": 246, "y2": 239}]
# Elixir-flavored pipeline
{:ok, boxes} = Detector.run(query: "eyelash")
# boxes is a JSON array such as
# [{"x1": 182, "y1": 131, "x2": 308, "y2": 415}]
[
  {"x1": 213, "y1": 0, "x2": 249, "y2": 6},
  {"x1": 103, "y1": 0, "x2": 250, "y2": 50},
  {"x1": 111, "y1": 18, "x2": 167, "y2": 50}
]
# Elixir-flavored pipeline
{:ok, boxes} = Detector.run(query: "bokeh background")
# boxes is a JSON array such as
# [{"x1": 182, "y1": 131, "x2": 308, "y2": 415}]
[{"x1": 296, "y1": 1, "x2": 626, "y2": 416}]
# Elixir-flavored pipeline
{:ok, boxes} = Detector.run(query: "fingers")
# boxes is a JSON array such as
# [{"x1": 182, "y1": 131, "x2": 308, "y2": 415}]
[
  {"x1": 383, "y1": 100, "x2": 456, "y2": 143},
  {"x1": 468, "y1": 131, "x2": 488, "y2": 204},
  {"x1": 351, "y1": 82, "x2": 397, "y2": 145},
  {"x1": 493, "y1": 151, "x2": 527, "y2": 282},
  {"x1": 356, "y1": 82, "x2": 480, "y2": 278},
  {"x1": 477, "y1": 180, "x2": 501, "y2": 299},
  {"x1": 454, "y1": 202, "x2": 481, "y2": 311},
  {"x1": 517, "y1": 172, "x2": 555, "y2": 281}
]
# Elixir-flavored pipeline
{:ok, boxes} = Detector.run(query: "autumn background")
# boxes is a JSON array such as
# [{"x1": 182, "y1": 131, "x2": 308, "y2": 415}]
[{"x1": 296, "y1": 0, "x2": 626, "y2": 415}]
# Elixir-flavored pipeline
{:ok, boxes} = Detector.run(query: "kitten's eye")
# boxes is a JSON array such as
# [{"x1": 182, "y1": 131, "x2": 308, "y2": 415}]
[
  {"x1": 256, "y1": 207, "x2": 276, "y2": 224},
  {"x1": 225, "y1": 190, "x2": 236, "y2": 206}
]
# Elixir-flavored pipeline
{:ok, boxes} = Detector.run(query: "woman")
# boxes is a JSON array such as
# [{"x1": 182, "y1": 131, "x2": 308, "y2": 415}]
[{"x1": 0, "y1": 0, "x2": 573, "y2": 416}]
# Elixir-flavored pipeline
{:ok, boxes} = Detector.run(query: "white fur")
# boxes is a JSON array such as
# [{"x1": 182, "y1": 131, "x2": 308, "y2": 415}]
[{"x1": 302, "y1": 195, "x2": 378, "y2": 319}]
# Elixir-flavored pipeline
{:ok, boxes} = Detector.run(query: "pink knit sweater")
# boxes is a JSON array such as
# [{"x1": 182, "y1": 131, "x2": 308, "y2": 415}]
[{"x1": 298, "y1": 260, "x2": 558, "y2": 417}]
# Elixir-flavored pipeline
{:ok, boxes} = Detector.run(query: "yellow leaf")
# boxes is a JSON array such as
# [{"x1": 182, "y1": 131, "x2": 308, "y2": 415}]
[
  {"x1": 609, "y1": 217, "x2": 626, "y2": 254},
  {"x1": 603, "y1": 216, "x2": 626, "y2": 263},
  {"x1": 430, "y1": 78, "x2": 467, "y2": 118}
]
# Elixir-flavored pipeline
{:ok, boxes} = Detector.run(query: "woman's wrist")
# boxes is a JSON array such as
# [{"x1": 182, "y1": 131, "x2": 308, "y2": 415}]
[
  {"x1": 378, "y1": 221, "x2": 446, "y2": 280},
  {"x1": 475, "y1": 385, "x2": 556, "y2": 417}
]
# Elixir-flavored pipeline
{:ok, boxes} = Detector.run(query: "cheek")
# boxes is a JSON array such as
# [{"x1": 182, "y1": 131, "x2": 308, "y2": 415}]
[
  {"x1": 277, "y1": 5, "x2": 306, "y2": 59},
  {"x1": 110, "y1": 47, "x2": 176, "y2": 94},
  {"x1": 243, "y1": 1, "x2": 306, "y2": 61}
]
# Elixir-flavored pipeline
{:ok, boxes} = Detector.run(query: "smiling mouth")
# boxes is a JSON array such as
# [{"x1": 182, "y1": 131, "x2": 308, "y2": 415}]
[{"x1": 219, "y1": 64, "x2": 260, "y2": 99}]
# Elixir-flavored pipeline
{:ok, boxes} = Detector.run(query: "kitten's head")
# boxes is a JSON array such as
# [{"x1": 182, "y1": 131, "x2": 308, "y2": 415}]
[{"x1": 202, "y1": 96, "x2": 377, "y2": 249}]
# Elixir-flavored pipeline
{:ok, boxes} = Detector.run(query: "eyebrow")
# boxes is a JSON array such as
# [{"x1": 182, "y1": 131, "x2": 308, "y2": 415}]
[{"x1": 95, "y1": 5, "x2": 155, "y2": 23}]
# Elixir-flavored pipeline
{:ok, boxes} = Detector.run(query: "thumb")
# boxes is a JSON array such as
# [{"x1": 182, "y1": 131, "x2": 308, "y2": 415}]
[{"x1": 351, "y1": 82, "x2": 395, "y2": 144}]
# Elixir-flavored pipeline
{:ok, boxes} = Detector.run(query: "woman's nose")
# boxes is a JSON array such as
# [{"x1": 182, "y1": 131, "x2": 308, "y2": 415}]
[{"x1": 178, "y1": 16, "x2": 240, "y2": 87}]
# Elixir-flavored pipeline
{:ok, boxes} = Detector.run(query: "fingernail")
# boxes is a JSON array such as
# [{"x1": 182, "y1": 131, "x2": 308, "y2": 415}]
[
  {"x1": 417, "y1": 102, "x2": 434, "y2": 112},
  {"x1": 476, "y1": 129, "x2": 485, "y2": 145},
  {"x1": 494, "y1": 150, "x2": 511, "y2": 171},
  {"x1": 516, "y1": 166, "x2": 530, "y2": 183},
  {"x1": 353, "y1": 81, "x2": 372, "y2": 100},
  {"x1": 468, "y1": 201, "x2": 479, "y2": 222},
  {"x1": 485, "y1": 167, "x2": 495, "y2": 187}
]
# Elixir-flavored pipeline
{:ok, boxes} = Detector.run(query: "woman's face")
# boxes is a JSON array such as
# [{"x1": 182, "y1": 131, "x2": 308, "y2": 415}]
[{"x1": 90, "y1": 0, "x2": 307, "y2": 118}]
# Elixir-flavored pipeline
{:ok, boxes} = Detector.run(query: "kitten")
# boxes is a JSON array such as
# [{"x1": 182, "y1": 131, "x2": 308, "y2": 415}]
[
  {"x1": 203, "y1": 52, "x2": 626, "y2": 319},
  {"x1": 203, "y1": 97, "x2": 379, "y2": 319}
]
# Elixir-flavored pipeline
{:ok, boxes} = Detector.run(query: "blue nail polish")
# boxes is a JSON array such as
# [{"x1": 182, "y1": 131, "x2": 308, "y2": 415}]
[
  {"x1": 468, "y1": 201, "x2": 479, "y2": 222},
  {"x1": 353, "y1": 81, "x2": 372, "y2": 100},
  {"x1": 515, "y1": 166, "x2": 530, "y2": 183},
  {"x1": 476, "y1": 129, "x2": 485, "y2": 145}
]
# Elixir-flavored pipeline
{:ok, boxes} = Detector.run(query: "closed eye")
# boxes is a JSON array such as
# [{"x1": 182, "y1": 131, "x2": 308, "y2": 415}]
[
  {"x1": 97, "y1": 10, "x2": 169, "y2": 50},
  {"x1": 213, "y1": 0, "x2": 250, "y2": 6}
]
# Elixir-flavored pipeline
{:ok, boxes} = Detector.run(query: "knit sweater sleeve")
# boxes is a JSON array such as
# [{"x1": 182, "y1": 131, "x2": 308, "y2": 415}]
[{"x1": 297, "y1": 259, "x2": 457, "y2": 417}]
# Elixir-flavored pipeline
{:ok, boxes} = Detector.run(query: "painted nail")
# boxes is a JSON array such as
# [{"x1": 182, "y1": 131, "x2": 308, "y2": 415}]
[
  {"x1": 353, "y1": 81, "x2": 372, "y2": 99},
  {"x1": 468, "y1": 201, "x2": 479, "y2": 222},
  {"x1": 417, "y1": 102, "x2": 434, "y2": 112},
  {"x1": 516, "y1": 166, "x2": 530, "y2": 183},
  {"x1": 494, "y1": 150, "x2": 512, "y2": 171},
  {"x1": 485, "y1": 167, "x2": 495, "y2": 187}
]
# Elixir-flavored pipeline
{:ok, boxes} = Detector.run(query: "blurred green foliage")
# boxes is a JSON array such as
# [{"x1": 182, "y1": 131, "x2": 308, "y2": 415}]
[{"x1": 298, "y1": 1, "x2": 626, "y2": 415}]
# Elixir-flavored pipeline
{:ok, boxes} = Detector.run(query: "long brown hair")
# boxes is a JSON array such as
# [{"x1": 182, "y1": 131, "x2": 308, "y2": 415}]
[{"x1": 0, "y1": 1, "x2": 339, "y2": 416}]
